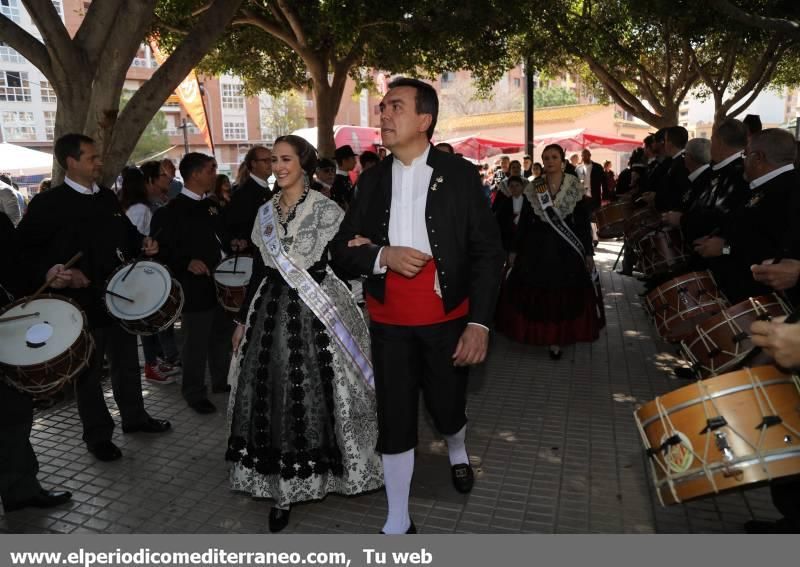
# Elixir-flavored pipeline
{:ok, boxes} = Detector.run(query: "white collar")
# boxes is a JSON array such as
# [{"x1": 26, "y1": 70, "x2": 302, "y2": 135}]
[
  {"x1": 582, "y1": 161, "x2": 592, "y2": 168},
  {"x1": 250, "y1": 174, "x2": 268, "y2": 188},
  {"x1": 64, "y1": 176, "x2": 100, "y2": 195},
  {"x1": 180, "y1": 187, "x2": 205, "y2": 201},
  {"x1": 749, "y1": 164, "x2": 795, "y2": 191},
  {"x1": 712, "y1": 151, "x2": 744, "y2": 171},
  {"x1": 672, "y1": 149, "x2": 685, "y2": 159},
  {"x1": 393, "y1": 145, "x2": 431, "y2": 170},
  {"x1": 336, "y1": 168, "x2": 348, "y2": 177},
  {"x1": 688, "y1": 163, "x2": 710, "y2": 183}
]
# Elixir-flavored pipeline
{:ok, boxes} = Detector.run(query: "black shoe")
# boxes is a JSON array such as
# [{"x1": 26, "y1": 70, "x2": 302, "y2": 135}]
[
  {"x1": 87, "y1": 440, "x2": 122, "y2": 462},
  {"x1": 380, "y1": 520, "x2": 417, "y2": 534},
  {"x1": 211, "y1": 384, "x2": 231, "y2": 394},
  {"x1": 744, "y1": 518, "x2": 800, "y2": 534},
  {"x1": 269, "y1": 507, "x2": 291, "y2": 533},
  {"x1": 548, "y1": 347, "x2": 562, "y2": 361},
  {"x1": 616, "y1": 270, "x2": 633, "y2": 276},
  {"x1": 673, "y1": 367, "x2": 696, "y2": 380},
  {"x1": 3, "y1": 489, "x2": 72, "y2": 513},
  {"x1": 451, "y1": 463, "x2": 474, "y2": 493},
  {"x1": 122, "y1": 416, "x2": 172, "y2": 434},
  {"x1": 189, "y1": 399, "x2": 217, "y2": 414}
]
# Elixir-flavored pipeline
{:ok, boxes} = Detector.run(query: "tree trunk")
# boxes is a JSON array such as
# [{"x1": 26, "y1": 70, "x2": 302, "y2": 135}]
[{"x1": 313, "y1": 82, "x2": 338, "y2": 158}]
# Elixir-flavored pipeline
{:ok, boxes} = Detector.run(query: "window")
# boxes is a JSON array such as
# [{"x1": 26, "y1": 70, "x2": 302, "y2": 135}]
[
  {"x1": 223, "y1": 120, "x2": 246, "y2": 141},
  {"x1": 2, "y1": 111, "x2": 36, "y2": 140},
  {"x1": 40, "y1": 80, "x2": 56, "y2": 103},
  {"x1": 441, "y1": 72, "x2": 455, "y2": 84},
  {"x1": 0, "y1": 42, "x2": 23, "y2": 63},
  {"x1": 0, "y1": 70, "x2": 31, "y2": 101},
  {"x1": 513, "y1": 78, "x2": 521, "y2": 89},
  {"x1": 221, "y1": 83, "x2": 244, "y2": 110},
  {"x1": 43, "y1": 111, "x2": 56, "y2": 140},
  {"x1": 0, "y1": 0, "x2": 21, "y2": 23},
  {"x1": 259, "y1": 94, "x2": 275, "y2": 141}
]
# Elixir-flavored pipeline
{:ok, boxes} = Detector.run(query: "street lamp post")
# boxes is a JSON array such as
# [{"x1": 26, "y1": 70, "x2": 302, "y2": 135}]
[{"x1": 524, "y1": 56, "x2": 535, "y2": 159}]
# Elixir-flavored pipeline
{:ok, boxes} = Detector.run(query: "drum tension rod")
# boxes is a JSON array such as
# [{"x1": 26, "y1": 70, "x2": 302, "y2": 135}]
[
  {"x1": 732, "y1": 332, "x2": 749, "y2": 343},
  {"x1": 707, "y1": 347, "x2": 722, "y2": 359},
  {"x1": 700, "y1": 416, "x2": 728, "y2": 434},
  {"x1": 755, "y1": 415, "x2": 783, "y2": 429}
]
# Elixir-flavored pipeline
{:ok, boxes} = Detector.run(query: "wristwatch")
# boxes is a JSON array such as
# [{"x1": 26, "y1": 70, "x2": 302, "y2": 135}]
[{"x1": 722, "y1": 244, "x2": 731, "y2": 256}]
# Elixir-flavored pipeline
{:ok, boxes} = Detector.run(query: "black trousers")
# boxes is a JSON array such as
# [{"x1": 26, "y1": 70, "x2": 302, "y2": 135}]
[
  {"x1": 0, "y1": 383, "x2": 40, "y2": 509},
  {"x1": 76, "y1": 323, "x2": 149, "y2": 444},
  {"x1": 180, "y1": 306, "x2": 233, "y2": 404},
  {"x1": 370, "y1": 317, "x2": 469, "y2": 454},
  {"x1": 771, "y1": 475, "x2": 800, "y2": 526}
]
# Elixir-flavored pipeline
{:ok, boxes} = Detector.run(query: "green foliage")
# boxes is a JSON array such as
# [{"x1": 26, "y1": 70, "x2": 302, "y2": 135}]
[
  {"x1": 534, "y1": 86, "x2": 578, "y2": 108},
  {"x1": 120, "y1": 90, "x2": 171, "y2": 163},
  {"x1": 259, "y1": 91, "x2": 307, "y2": 140}
]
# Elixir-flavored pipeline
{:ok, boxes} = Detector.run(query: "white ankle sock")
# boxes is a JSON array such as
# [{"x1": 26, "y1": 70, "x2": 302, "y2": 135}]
[
  {"x1": 444, "y1": 425, "x2": 469, "y2": 466},
  {"x1": 381, "y1": 449, "x2": 414, "y2": 534}
]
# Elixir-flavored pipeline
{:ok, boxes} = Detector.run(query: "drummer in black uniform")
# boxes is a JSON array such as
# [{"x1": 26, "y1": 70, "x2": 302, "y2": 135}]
[
  {"x1": 151, "y1": 153, "x2": 233, "y2": 414},
  {"x1": 16, "y1": 133, "x2": 170, "y2": 462},
  {"x1": 0, "y1": 212, "x2": 73, "y2": 512},
  {"x1": 225, "y1": 145, "x2": 272, "y2": 251}
]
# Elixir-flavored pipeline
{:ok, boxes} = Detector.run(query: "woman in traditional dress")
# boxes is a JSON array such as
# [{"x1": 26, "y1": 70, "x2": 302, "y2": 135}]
[
  {"x1": 225, "y1": 135, "x2": 382, "y2": 533},
  {"x1": 497, "y1": 143, "x2": 604, "y2": 359}
]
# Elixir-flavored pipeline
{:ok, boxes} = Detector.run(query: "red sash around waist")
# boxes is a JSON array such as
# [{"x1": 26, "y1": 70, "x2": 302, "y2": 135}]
[{"x1": 367, "y1": 261, "x2": 469, "y2": 326}]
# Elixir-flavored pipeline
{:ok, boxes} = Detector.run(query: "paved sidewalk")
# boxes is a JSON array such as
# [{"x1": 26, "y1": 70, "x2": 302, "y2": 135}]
[{"x1": 0, "y1": 240, "x2": 781, "y2": 534}]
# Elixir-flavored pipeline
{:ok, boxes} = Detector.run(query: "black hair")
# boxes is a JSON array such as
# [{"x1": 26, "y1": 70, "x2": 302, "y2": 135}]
[
  {"x1": 54, "y1": 133, "x2": 95, "y2": 170},
  {"x1": 542, "y1": 143, "x2": 566, "y2": 161},
  {"x1": 506, "y1": 175, "x2": 525, "y2": 187},
  {"x1": 435, "y1": 142, "x2": 454, "y2": 154},
  {"x1": 666, "y1": 126, "x2": 689, "y2": 149},
  {"x1": 387, "y1": 77, "x2": 439, "y2": 140},
  {"x1": 743, "y1": 114, "x2": 762, "y2": 135},
  {"x1": 179, "y1": 152, "x2": 215, "y2": 181},
  {"x1": 243, "y1": 145, "x2": 270, "y2": 172},
  {"x1": 359, "y1": 151, "x2": 380, "y2": 168},
  {"x1": 140, "y1": 161, "x2": 162, "y2": 185},
  {"x1": 714, "y1": 118, "x2": 747, "y2": 149},
  {"x1": 119, "y1": 166, "x2": 147, "y2": 211},
  {"x1": 273, "y1": 134, "x2": 318, "y2": 174}
]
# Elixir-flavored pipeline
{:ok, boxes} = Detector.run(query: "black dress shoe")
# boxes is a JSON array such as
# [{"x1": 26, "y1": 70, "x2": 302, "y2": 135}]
[
  {"x1": 122, "y1": 416, "x2": 172, "y2": 434},
  {"x1": 211, "y1": 384, "x2": 231, "y2": 393},
  {"x1": 87, "y1": 440, "x2": 122, "y2": 462},
  {"x1": 380, "y1": 520, "x2": 417, "y2": 534},
  {"x1": 189, "y1": 399, "x2": 217, "y2": 414},
  {"x1": 269, "y1": 507, "x2": 291, "y2": 533},
  {"x1": 451, "y1": 463, "x2": 474, "y2": 493},
  {"x1": 4, "y1": 489, "x2": 72, "y2": 512},
  {"x1": 744, "y1": 518, "x2": 800, "y2": 534},
  {"x1": 548, "y1": 347, "x2": 562, "y2": 361}
]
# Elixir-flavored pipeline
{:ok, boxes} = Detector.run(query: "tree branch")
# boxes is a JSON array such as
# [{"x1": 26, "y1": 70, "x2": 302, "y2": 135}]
[
  {"x1": 74, "y1": 0, "x2": 127, "y2": 66},
  {"x1": 723, "y1": 36, "x2": 783, "y2": 111},
  {"x1": 21, "y1": 0, "x2": 74, "y2": 68},
  {"x1": 275, "y1": 0, "x2": 307, "y2": 48},
  {"x1": 0, "y1": 13, "x2": 53, "y2": 80},
  {"x1": 237, "y1": 8, "x2": 302, "y2": 54},
  {"x1": 708, "y1": 0, "x2": 800, "y2": 40}
]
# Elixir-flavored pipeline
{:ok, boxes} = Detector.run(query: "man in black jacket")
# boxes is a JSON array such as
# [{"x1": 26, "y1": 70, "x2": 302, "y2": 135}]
[
  {"x1": 225, "y1": 145, "x2": 272, "y2": 248},
  {"x1": 152, "y1": 153, "x2": 233, "y2": 414},
  {"x1": 331, "y1": 78, "x2": 505, "y2": 534},
  {"x1": 576, "y1": 149, "x2": 609, "y2": 210},
  {"x1": 331, "y1": 144, "x2": 357, "y2": 210},
  {"x1": 654, "y1": 126, "x2": 691, "y2": 212},
  {"x1": 17, "y1": 134, "x2": 170, "y2": 462},
  {"x1": 695, "y1": 128, "x2": 800, "y2": 304}
]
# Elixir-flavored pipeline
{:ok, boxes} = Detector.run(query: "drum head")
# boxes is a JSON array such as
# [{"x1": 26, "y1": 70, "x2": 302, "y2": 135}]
[
  {"x1": 0, "y1": 297, "x2": 83, "y2": 366},
  {"x1": 214, "y1": 256, "x2": 253, "y2": 287},
  {"x1": 106, "y1": 261, "x2": 172, "y2": 320}
]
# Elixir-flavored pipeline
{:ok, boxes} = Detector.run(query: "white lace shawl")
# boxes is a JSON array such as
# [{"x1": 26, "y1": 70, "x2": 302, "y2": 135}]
[
  {"x1": 250, "y1": 189, "x2": 344, "y2": 271},
  {"x1": 527, "y1": 174, "x2": 584, "y2": 221}
]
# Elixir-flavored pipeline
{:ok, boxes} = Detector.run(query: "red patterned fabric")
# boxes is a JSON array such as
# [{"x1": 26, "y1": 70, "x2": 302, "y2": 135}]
[{"x1": 367, "y1": 261, "x2": 469, "y2": 326}]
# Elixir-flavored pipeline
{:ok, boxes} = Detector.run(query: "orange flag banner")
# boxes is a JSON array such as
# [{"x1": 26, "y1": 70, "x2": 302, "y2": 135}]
[{"x1": 148, "y1": 39, "x2": 214, "y2": 153}]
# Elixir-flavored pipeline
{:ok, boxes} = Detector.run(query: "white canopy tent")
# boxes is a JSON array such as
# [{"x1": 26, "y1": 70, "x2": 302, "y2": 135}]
[{"x1": 0, "y1": 142, "x2": 53, "y2": 176}]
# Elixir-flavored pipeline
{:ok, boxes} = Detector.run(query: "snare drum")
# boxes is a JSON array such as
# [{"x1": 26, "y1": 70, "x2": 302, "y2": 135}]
[
  {"x1": 0, "y1": 295, "x2": 94, "y2": 398},
  {"x1": 634, "y1": 365, "x2": 800, "y2": 505},
  {"x1": 637, "y1": 228, "x2": 689, "y2": 278},
  {"x1": 645, "y1": 271, "x2": 726, "y2": 342},
  {"x1": 680, "y1": 294, "x2": 790, "y2": 378},
  {"x1": 594, "y1": 201, "x2": 633, "y2": 239},
  {"x1": 213, "y1": 255, "x2": 253, "y2": 313},
  {"x1": 104, "y1": 260, "x2": 184, "y2": 335}
]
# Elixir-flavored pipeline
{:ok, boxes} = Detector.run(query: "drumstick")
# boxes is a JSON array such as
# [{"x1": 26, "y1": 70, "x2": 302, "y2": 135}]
[
  {"x1": 22, "y1": 251, "x2": 83, "y2": 308},
  {"x1": 214, "y1": 270, "x2": 247, "y2": 274},
  {"x1": 0, "y1": 312, "x2": 40, "y2": 324},
  {"x1": 233, "y1": 253, "x2": 238, "y2": 273},
  {"x1": 122, "y1": 228, "x2": 163, "y2": 282},
  {"x1": 104, "y1": 289, "x2": 134, "y2": 303}
]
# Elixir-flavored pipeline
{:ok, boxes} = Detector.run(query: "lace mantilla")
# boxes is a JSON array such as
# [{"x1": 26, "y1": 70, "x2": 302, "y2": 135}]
[
  {"x1": 251, "y1": 189, "x2": 344, "y2": 271},
  {"x1": 528, "y1": 174, "x2": 584, "y2": 221}
]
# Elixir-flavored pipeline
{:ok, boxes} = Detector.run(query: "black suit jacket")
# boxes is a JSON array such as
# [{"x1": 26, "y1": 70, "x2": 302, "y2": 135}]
[
  {"x1": 331, "y1": 174, "x2": 353, "y2": 210},
  {"x1": 655, "y1": 154, "x2": 691, "y2": 212},
  {"x1": 330, "y1": 146, "x2": 505, "y2": 328},
  {"x1": 224, "y1": 177, "x2": 272, "y2": 244},
  {"x1": 496, "y1": 195, "x2": 533, "y2": 252},
  {"x1": 579, "y1": 162, "x2": 608, "y2": 209}
]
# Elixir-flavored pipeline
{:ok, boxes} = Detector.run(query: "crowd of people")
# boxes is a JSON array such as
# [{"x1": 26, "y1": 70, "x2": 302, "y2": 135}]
[{"x1": 2, "y1": 80, "x2": 800, "y2": 534}]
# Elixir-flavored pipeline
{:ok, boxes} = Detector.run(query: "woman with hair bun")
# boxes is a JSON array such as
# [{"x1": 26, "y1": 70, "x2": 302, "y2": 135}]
[
  {"x1": 225, "y1": 135, "x2": 382, "y2": 533},
  {"x1": 499, "y1": 143, "x2": 604, "y2": 359}
]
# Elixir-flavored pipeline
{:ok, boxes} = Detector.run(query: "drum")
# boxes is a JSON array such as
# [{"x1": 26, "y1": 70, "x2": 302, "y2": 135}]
[
  {"x1": 624, "y1": 207, "x2": 660, "y2": 244},
  {"x1": 680, "y1": 294, "x2": 790, "y2": 378},
  {"x1": 645, "y1": 271, "x2": 726, "y2": 342},
  {"x1": 637, "y1": 228, "x2": 688, "y2": 278},
  {"x1": 594, "y1": 201, "x2": 633, "y2": 239},
  {"x1": 634, "y1": 365, "x2": 800, "y2": 505},
  {"x1": 104, "y1": 260, "x2": 184, "y2": 335},
  {"x1": 0, "y1": 295, "x2": 94, "y2": 398},
  {"x1": 213, "y1": 255, "x2": 253, "y2": 313}
]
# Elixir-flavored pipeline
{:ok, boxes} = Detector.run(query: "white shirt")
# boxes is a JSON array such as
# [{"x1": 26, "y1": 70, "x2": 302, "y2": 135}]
[
  {"x1": 180, "y1": 187, "x2": 205, "y2": 201},
  {"x1": 672, "y1": 149, "x2": 685, "y2": 159},
  {"x1": 712, "y1": 151, "x2": 744, "y2": 171},
  {"x1": 64, "y1": 176, "x2": 100, "y2": 195},
  {"x1": 749, "y1": 164, "x2": 795, "y2": 191},
  {"x1": 512, "y1": 195, "x2": 524, "y2": 224},
  {"x1": 688, "y1": 163, "x2": 710, "y2": 183},
  {"x1": 578, "y1": 162, "x2": 593, "y2": 197},
  {"x1": 125, "y1": 203, "x2": 152, "y2": 236},
  {"x1": 250, "y1": 174, "x2": 268, "y2": 188},
  {"x1": 336, "y1": 168, "x2": 348, "y2": 177}
]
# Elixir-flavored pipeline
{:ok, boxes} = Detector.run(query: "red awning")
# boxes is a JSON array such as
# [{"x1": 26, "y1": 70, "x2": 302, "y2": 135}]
[
  {"x1": 533, "y1": 128, "x2": 642, "y2": 152},
  {"x1": 440, "y1": 135, "x2": 525, "y2": 160}
]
